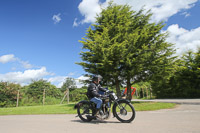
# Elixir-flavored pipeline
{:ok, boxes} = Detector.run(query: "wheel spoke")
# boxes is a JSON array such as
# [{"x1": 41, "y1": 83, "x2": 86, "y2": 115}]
[
  {"x1": 114, "y1": 101, "x2": 135, "y2": 123},
  {"x1": 123, "y1": 103, "x2": 127, "y2": 109}
]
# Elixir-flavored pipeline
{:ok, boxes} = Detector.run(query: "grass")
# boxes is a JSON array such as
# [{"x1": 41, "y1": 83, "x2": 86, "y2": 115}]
[
  {"x1": 132, "y1": 101, "x2": 176, "y2": 111},
  {"x1": 0, "y1": 104, "x2": 75, "y2": 115},
  {"x1": 0, "y1": 102, "x2": 176, "y2": 115}
]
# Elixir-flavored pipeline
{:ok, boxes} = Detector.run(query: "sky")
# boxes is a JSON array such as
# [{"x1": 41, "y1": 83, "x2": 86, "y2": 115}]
[{"x1": 0, "y1": 0, "x2": 200, "y2": 88}]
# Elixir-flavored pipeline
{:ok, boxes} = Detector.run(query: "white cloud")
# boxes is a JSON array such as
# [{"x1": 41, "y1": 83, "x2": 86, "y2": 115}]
[
  {"x1": 77, "y1": 0, "x2": 199, "y2": 55},
  {"x1": 18, "y1": 60, "x2": 33, "y2": 69},
  {"x1": 78, "y1": 0, "x2": 102, "y2": 24},
  {"x1": 67, "y1": 72, "x2": 76, "y2": 76},
  {"x1": 165, "y1": 24, "x2": 200, "y2": 54},
  {"x1": 77, "y1": 75, "x2": 89, "y2": 81},
  {"x1": 0, "y1": 54, "x2": 33, "y2": 69},
  {"x1": 141, "y1": 0, "x2": 196, "y2": 22},
  {"x1": 73, "y1": 18, "x2": 79, "y2": 27},
  {"x1": 0, "y1": 67, "x2": 52, "y2": 85},
  {"x1": 77, "y1": 0, "x2": 197, "y2": 24},
  {"x1": 47, "y1": 76, "x2": 67, "y2": 88},
  {"x1": 48, "y1": 76, "x2": 66, "y2": 83},
  {"x1": 181, "y1": 12, "x2": 191, "y2": 18},
  {"x1": 75, "y1": 76, "x2": 89, "y2": 88},
  {"x1": 0, "y1": 54, "x2": 88, "y2": 88},
  {"x1": 47, "y1": 75, "x2": 89, "y2": 88},
  {"x1": 52, "y1": 13, "x2": 61, "y2": 24},
  {"x1": 47, "y1": 73, "x2": 78, "y2": 88},
  {"x1": 0, "y1": 54, "x2": 16, "y2": 64}
]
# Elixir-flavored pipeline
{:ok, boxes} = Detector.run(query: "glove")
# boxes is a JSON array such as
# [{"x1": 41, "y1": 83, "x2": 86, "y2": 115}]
[
  {"x1": 101, "y1": 95, "x2": 108, "y2": 99},
  {"x1": 106, "y1": 90, "x2": 110, "y2": 93}
]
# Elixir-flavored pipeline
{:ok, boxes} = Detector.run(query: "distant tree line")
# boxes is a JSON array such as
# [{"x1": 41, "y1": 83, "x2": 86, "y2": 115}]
[
  {"x1": 151, "y1": 50, "x2": 200, "y2": 98},
  {"x1": 0, "y1": 78, "x2": 87, "y2": 107}
]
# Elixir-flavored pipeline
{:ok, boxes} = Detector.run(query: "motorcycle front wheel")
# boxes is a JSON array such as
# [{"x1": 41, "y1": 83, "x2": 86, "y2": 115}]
[
  {"x1": 77, "y1": 102, "x2": 94, "y2": 122},
  {"x1": 113, "y1": 100, "x2": 135, "y2": 123}
]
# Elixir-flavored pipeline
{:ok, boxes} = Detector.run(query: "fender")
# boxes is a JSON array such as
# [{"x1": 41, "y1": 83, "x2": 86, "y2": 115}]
[
  {"x1": 74, "y1": 100, "x2": 90, "y2": 109},
  {"x1": 112, "y1": 99, "x2": 131, "y2": 117},
  {"x1": 115, "y1": 99, "x2": 131, "y2": 103}
]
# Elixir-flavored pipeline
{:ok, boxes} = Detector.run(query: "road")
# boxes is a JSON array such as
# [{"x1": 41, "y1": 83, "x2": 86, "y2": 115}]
[
  {"x1": 0, "y1": 104, "x2": 200, "y2": 133},
  {"x1": 132, "y1": 99, "x2": 200, "y2": 105}
]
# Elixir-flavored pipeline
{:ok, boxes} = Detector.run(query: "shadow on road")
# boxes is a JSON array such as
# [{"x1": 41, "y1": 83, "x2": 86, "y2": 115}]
[{"x1": 71, "y1": 119, "x2": 121, "y2": 124}]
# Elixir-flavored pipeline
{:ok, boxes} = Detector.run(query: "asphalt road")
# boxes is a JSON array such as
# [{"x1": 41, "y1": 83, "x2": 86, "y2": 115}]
[
  {"x1": 132, "y1": 99, "x2": 200, "y2": 105},
  {"x1": 0, "y1": 104, "x2": 200, "y2": 133}
]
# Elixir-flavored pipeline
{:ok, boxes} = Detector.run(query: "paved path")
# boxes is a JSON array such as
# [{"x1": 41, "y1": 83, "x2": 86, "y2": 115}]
[
  {"x1": 0, "y1": 104, "x2": 200, "y2": 133},
  {"x1": 132, "y1": 99, "x2": 200, "y2": 105}
]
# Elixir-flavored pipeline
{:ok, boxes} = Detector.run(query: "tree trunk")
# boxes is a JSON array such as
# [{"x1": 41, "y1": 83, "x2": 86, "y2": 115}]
[
  {"x1": 127, "y1": 76, "x2": 132, "y2": 100},
  {"x1": 115, "y1": 78, "x2": 121, "y2": 98}
]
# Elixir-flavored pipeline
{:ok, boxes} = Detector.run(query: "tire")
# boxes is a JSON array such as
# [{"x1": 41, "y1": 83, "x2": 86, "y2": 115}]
[
  {"x1": 77, "y1": 102, "x2": 94, "y2": 122},
  {"x1": 113, "y1": 100, "x2": 135, "y2": 123}
]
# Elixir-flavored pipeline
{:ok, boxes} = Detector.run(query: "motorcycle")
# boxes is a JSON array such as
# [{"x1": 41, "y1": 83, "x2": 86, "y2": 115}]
[{"x1": 74, "y1": 91, "x2": 135, "y2": 123}]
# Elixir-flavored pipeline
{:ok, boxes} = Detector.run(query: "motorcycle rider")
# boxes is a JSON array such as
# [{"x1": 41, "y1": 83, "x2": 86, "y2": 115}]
[{"x1": 87, "y1": 75, "x2": 108, "y2": 117}]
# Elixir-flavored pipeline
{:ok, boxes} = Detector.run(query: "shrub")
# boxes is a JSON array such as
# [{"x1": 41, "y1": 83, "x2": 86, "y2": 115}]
[
  {"x1": 0, "y1": 82, "x2": 21, "y2": 107},
  {"x1": 69, "y1": 89, "x2": 88, "y2": 102}
]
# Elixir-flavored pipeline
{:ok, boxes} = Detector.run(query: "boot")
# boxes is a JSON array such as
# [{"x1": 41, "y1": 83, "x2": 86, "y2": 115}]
[
  {"x1": 94, "y1": 108, "x2": 104, "y2": 116},
  {"x1": 86, "y1": 109, "x2": 99, "y2": 120},
  {"x1": 99, "y1": 109, "x2": 104, "y2": 116},
  {"x1": 93, "y1": 108, "x2": 99, "y2": 116}
]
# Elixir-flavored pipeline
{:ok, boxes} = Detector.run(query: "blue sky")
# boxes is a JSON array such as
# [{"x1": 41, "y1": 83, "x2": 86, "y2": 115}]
[{"x1": 0, "y1": 0, "x2": 200, "y2": 87}]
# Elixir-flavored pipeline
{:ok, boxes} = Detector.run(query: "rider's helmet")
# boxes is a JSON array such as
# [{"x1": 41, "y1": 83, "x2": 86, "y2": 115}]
[{"x1": 92, "y1": 75, "x2": 102, "y2": 82}]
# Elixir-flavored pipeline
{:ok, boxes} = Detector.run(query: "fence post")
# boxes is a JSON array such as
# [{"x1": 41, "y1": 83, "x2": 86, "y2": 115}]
[
  {"x1": 43, "y1": 89, "x2": 45, "y2": 106},
  {"x1": 60, "y1": 89, "x2": 68, "y2": 104},
  {"x1": 16, "y1": 90, "x2": 19, "y2": 107}
]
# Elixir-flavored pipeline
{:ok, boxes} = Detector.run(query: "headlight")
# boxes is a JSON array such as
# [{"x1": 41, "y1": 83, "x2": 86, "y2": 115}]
[{"x1": 111, "y1": 93, "x2": 118, "y2": 100}]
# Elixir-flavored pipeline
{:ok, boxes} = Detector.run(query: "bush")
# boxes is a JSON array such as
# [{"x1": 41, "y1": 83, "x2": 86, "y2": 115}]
[
  {"x1": 69, "y1": 89, "x2": 88, "y2": 102},
  {"x1": 0, "y1": 82, "x2": 21, "y2": 107},
  {"x1": 26, "y1": 80, "x2": 63, "y2": 99},
  {"x1": 19, "y1": 97, "x2": 42, "y2": 106},
  {"x1": 45, "y1": 97, "x2": 61, "y2": 105}
]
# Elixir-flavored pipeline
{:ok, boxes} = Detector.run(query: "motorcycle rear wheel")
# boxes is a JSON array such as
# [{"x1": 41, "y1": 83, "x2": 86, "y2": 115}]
[
  {"x1": 113, "y1": 100, "x2": 135, "y2": 123},
  {"x1": 77, "y1": 102, "x2": 94, "y2": 122}
]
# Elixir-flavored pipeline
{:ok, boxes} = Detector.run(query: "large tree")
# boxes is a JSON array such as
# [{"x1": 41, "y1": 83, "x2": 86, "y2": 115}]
[{"x1": 77, "y1": 3, "x2": 176, "y2": 99}]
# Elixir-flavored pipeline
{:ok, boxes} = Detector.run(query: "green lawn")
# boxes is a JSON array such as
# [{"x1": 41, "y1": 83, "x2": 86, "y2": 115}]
[
  {"x1": 0, "y1": 102, "x2": 176, "y2": 115},
  {"x1": 132, "y1": 102, "x2": 176, "y2": 111}
]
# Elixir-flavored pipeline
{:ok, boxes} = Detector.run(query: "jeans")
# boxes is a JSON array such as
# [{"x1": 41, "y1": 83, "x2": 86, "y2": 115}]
[{"x1": 90, "y1": 97, "x2": 102, "y2": 109}]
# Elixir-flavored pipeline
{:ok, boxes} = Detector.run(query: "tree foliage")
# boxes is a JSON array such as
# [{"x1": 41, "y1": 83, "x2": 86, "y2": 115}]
[
  {"x1": 26, "y1": 79, "x2": 62, "y2": 100},
  {"x1": 60, "y1": 77, "x2": 77, "y2": 92},
  {"x1": 151, "y1": 48, "x2": 200, "y2": 98},
  {"x1": 0, "y1": 82, "x2": 21, "y2": 107},
  {"x1": 77, "y1": 3, "x2": 176, "y2": 99}
]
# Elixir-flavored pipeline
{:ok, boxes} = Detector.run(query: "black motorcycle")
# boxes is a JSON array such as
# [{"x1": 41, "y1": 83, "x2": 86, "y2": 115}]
[{"x1": 74, "y1": 91, "x2": 135, "y2": 123}]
